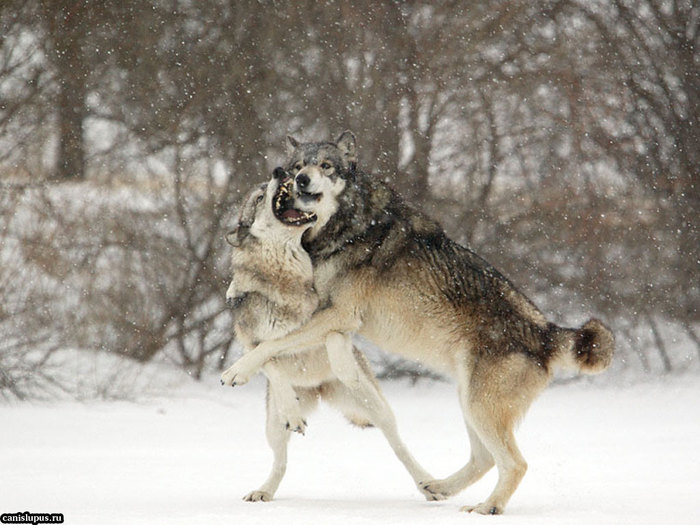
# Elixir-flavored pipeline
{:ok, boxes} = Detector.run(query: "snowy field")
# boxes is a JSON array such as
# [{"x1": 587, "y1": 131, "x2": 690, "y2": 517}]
[{"x1": 2, "y1": 372, "x2": 699, "y2": 525}]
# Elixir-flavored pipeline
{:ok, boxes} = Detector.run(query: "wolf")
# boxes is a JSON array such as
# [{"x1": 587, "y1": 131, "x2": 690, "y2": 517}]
[
  {"x1": 223, "y1": 167, "x2": 438, "y2": 502},
  {"x1": 220, "y1": 133, "x2": 615, "y2": 514}
]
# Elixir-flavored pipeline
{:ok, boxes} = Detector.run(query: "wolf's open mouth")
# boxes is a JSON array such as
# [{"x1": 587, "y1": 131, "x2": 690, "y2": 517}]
[
  {"x1": 297, "y1": 189, "x2": 322, "y2": 202},
  {"x1": 273, "y1": 178, "x2": 317, "y2": 226}
]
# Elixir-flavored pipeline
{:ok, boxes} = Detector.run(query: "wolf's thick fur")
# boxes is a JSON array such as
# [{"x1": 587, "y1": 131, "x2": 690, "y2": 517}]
[
  {"x1": 222, "y1": 133, "x2": 614, "y2": 514},
  {"x1": 223, "y1": 170, "x2": 437, "y2": 502}
]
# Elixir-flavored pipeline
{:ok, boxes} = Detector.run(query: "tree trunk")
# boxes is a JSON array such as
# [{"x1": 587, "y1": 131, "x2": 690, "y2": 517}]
[
  {"x1": 55, "y1": 65, "x2": 86, "y2": 181},
  {"x1": 42, "y1": 1, "x2": 87, "y2": 181}
]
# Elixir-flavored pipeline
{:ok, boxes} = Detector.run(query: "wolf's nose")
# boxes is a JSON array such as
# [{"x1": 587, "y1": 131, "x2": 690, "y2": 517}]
[{"x1": 295, "y1": 173, "x2": 310, "y2": 190}]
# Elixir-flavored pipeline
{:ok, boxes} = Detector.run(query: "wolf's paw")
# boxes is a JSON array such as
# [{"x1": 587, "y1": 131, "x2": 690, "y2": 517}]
[
  {"x1": 284, "y1": 416, "x2": 307, "y2": 435},
  {"x1": 220, "y1": 361, "x2": 254, "y2": 387},
  {"x1": 460, "y1": 502, "x2": 502, "y2": 515},
  {"x1": 418, "y1": 479, "x2": 453, "y2": 501},
  {"x1": 271, "y1": 393, "x2": 306, "y2": 434},
  {"x1": 243, "y1": 490, "x2": 273, "y2": 502}
]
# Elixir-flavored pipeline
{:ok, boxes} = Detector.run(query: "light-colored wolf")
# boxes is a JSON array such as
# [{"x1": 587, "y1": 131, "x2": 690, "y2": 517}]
[
  {"x1": 221, "y1": 133, "x2": 615, "y2": 515},
  {"x1": 223, "y1": 167, "x2": 437, "y2": 502}
]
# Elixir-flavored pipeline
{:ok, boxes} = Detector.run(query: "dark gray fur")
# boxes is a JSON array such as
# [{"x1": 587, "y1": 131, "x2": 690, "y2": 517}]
[{"x1": 288, "y1": 140, "x2": 612, "y2": 373}]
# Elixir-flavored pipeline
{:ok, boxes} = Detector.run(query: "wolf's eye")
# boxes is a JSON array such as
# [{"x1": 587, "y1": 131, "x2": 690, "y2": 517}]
[
  {"x1": 294, "y1": 163, "x2": 303, "y2": 171},
  {"x1": 255, "y1": 194, "x2": 264, "y2": 204},
  {"x1": 320, "y1": 162, "x2": 332, "y2": 170}
]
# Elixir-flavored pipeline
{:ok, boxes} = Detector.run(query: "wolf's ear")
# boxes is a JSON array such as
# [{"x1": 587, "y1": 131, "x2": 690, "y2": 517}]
[
  {"x1": 286, "y1": 135, "x2": 300, "y2": 156},
  {"x1": 225, "y1": 228, "x2": 241, "y2": 247},
  {"x1": 336, "y1": 130, "x2": 357, "y2": 166}
]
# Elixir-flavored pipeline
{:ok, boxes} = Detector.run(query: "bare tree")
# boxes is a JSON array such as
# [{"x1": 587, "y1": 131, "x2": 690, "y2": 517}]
[{"x1": 0, "y1": 0, "x2": 697, "y2": 388}]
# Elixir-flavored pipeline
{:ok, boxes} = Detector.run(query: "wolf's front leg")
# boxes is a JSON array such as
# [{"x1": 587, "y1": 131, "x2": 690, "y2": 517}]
[
  {"x1": 264, "y1": 362, "x2": 307, "y2": 434},
  {"x1": 221, "y1": 351, "x2": 264, "y2": 387},
  {"x1": 225, "y1": 277, "x2": 256, "y2": 307},
  {"x1": 222, "y1": 306, "x2": 360, "y2": 387}
]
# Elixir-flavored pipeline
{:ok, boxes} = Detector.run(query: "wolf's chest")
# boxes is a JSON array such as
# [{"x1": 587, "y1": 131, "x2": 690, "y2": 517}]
[{"x1": 311, "y1": 259, "x2": 341, "y2": 302}]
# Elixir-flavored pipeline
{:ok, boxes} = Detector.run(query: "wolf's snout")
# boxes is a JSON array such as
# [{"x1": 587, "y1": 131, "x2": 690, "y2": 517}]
[{"x1": 295, "y1": 173, "x2": 310, "y2": 190}]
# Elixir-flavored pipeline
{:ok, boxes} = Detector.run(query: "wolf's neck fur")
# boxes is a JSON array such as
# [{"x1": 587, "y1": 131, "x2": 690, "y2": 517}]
[
  {"x1": 302, "y1": 169, "x2": 442, "y2": 266},
  {"x1": 249, "y1": 218, "x2": 310, "y2": 276}
]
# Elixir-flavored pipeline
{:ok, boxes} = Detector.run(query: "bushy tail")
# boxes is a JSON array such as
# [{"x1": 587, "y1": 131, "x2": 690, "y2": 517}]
[{"x1": 552, "y1": 318, "x2": 615, "y2": 374}]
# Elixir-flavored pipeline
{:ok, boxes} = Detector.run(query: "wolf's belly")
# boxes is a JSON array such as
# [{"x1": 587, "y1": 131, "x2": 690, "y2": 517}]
[{"x1": 359, "y1": 289, "x2": 464, "y2": 377}]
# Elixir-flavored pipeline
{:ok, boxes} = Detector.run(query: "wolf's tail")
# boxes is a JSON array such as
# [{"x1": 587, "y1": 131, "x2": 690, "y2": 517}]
[{"x1": 551, "y1": 318, "x2": 614, "y2": 374}]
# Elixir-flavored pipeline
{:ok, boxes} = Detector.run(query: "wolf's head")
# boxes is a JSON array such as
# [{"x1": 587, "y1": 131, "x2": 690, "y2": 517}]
[
  {"x1": 282, "y1": 131, "x2": 357, "y2": 237},
  {"x1": 226, "y1": 168, "x2": 316, "y2": 248},
  {"x1": 225, "y1": 182, "x2": 266, "y2": 247}
]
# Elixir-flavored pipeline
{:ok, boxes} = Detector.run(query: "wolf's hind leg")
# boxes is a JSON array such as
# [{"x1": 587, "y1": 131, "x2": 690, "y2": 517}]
[
  {"x1": 455, "y1": 355, "x2": 547, "y2": 514},
  {"x1": 419, "y1": 423, "x2": 494, "y2": 500},
  {"x1": 244, "y1": 385, "x2": 320, "y2": 502},
  {"x1": 242, "y1": 384, "x2": 291, "y2": 502},
  {"x1": 323, "y1": 332, "x2": 441, "y2": 500},
  {"x1": 458, "y1": 410, "x2": 527, "y2": 515}
]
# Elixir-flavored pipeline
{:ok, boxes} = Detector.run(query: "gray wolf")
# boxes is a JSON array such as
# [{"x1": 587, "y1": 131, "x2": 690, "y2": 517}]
[
  {"x1": 222, "y1": 168, "x2": 438, "y2": 502},
  {"x1": 221, "y1": 133, "x2": 614, "y2": 514}
]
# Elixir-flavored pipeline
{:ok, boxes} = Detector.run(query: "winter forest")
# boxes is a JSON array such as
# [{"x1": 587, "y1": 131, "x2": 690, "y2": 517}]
[
  {"x1": 1, "y1": 0, "x2": 696, "y2": 397},
  {"x1": 1, "y1": 1, "x2": 699, "y2": 524}
]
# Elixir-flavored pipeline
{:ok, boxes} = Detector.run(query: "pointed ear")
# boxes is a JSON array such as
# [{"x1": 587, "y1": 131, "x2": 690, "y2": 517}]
[
  {"x1": 225, "y1": 228, "x2": 240, "y2": 247},
  {"x1": 286, "y1": 135, "x2": 300, "y2": 156},
  {"x1": 336, "y1": 130, "x2": 357, "y2": 166}
]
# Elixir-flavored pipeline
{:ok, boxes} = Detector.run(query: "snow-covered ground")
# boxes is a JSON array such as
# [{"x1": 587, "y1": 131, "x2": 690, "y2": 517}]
[{"x1": 2, "y1": 373, "x2": 699, "y2": 525}]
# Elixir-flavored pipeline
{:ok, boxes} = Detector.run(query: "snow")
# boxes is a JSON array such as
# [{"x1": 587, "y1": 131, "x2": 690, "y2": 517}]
[{"x1": 2, "y1": 374, "x2": 699, "y2": 525}]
